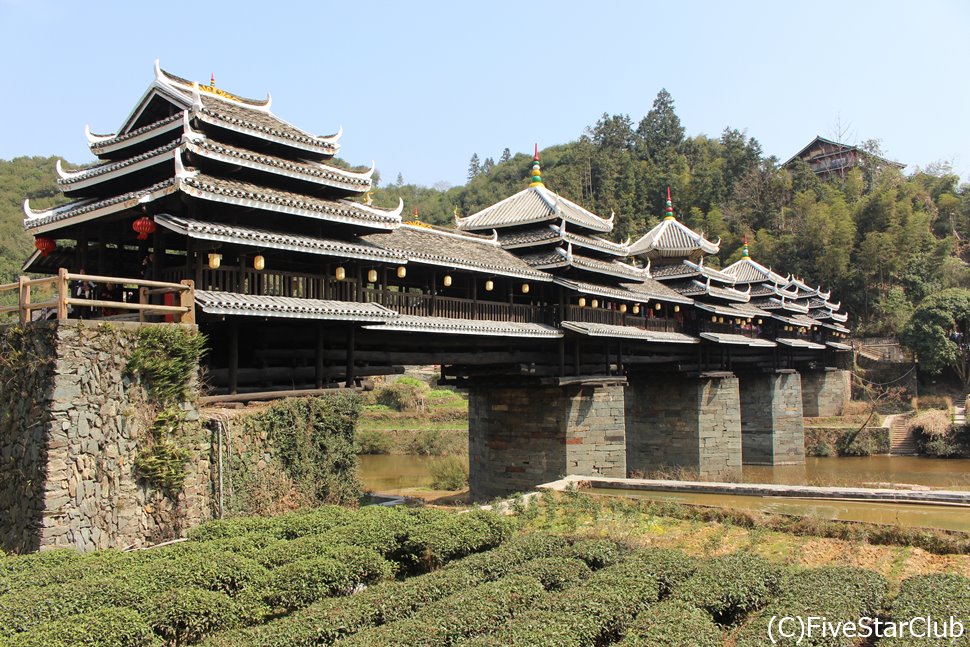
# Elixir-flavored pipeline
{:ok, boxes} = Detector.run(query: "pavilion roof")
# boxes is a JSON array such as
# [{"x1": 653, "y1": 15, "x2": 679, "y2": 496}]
[
  {"x1": 751, "y1": 296, "x2": 810, "y2": 314},
  {"x1": 457, "y1": 184, "x2": 613, "y2": 233},
  {"x1": 155, "y1": 215, "x2": 407, "y2": 264},
  {"x1": 627, "y1": 217, "x2": 719, "y2": 260},
  {"x1": 363, "y1": 225, "x2": 551, "y2": 281},
  {"x1": 652, "y1": 259, "x2": 737, "y2": 284},
  {"x1": 775, "y1": 338, "x2": 827, "y2": 350},
  {"x1": 692, "y1": 301, "x2": 770, "y2": 319},
  {"x1": 56, "y1": 141, "x2": 178, "y2": 192},
  {"x1": 674, "y1": 279, "x2": 751, "y2": 302},
  {"x1": 721, "y1": 255, "x2": 788, "y2": 285}
]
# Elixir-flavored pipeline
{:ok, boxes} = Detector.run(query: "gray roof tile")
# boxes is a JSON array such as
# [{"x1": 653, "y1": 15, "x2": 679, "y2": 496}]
[
  {"x1": 195, "y1": 290, "x2": 397, "y2": 322},
  {"x1": 364, "y1": 314, "x2": 562, "y2": 338},
  {"x1": 458, "y1": 185, "x2": 612, "y2": 233},
  {"x1": 561, "y1": 321, "x2": 699, "y2": 344}
]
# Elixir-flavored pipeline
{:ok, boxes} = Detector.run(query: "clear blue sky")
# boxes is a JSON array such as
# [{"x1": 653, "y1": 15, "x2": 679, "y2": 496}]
[{"x1": 2, "y1": 0, "x2": 968, "y2": 188}]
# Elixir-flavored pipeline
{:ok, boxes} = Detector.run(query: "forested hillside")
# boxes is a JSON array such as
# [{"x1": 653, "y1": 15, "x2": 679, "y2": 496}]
[
  {"x1": 3, "y1": 90, "x2": 969, "y2": 335},
  {"x1": 373, "y1": 91, "x2": 970, "y2": 336}
]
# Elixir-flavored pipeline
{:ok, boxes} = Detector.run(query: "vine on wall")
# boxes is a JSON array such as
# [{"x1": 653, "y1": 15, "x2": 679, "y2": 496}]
[{"x1": 127, "y1": 326, "x2": 207, "y2": 495}]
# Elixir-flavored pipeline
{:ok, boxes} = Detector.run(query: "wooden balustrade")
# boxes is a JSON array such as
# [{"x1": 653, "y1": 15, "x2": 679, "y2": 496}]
[
  {"x1": 0, "y1": 268, "x2": 194, "y2": 324},
  {"x1": 563, "y1": 305, "x2": 682, "y2": 332}
]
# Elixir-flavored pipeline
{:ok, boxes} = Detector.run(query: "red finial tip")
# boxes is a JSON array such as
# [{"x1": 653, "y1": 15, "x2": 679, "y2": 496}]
[
  {"x1": 667, "y1": 186, "x2": 671, "y2": 201},
  {"x1": 210, "y1": 72, "x2": 215, "y2": 85},
  {"x1": 534, "y1": 143, "x2": 539, "y2": 160},
  {"x1": 744, "y1": 235, "x2": 748, "y2": 245}
]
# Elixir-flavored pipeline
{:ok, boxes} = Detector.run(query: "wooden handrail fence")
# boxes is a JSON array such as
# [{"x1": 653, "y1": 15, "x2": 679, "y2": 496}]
[{"x1": 0, "y1": 268, "x2": 195, "y2": 324}]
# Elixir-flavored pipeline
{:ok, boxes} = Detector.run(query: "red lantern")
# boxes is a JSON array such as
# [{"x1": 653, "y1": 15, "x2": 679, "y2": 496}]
[
  {"x1": 132, "y1": 216, "x2": 156, "y2": 240},
  {"x1": 35, "y1": 237, "x2": 56, "y2": 257}
]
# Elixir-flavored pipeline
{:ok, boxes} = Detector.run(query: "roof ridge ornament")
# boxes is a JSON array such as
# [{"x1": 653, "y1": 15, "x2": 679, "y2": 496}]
[
  {"x1": 173, "y1": 146, "x2": 199, "y2": 181},
  {"x1": 181, "y1": 111, "x2": 205, "y2": 142},
  {"x1": 742, "y1": 235, "x2": 750, "y2": 258},
  {"x1": 645, "y1": 258, "x2": 652, "y2": 278},
  {"x1": 191, "y1": 82, "x2": 204, "y2": 111},
  {"x1": 55, "y1": 159, "x2": 83, "y2": 180},
  {"x1": 529, "y1": 144, "x2": 544, "y2": 187},
  {"x1": 664, "y1": 187, "x2": 675, "y2": 220},
  {"x1": 84, "y1": 124, "x2": 115, "y2": 145}
]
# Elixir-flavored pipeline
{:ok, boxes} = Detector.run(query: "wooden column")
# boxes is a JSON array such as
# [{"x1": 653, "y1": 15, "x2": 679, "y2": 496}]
[
  {"x1": 315, "y1": 323, "x2": 325, "y2": 389},
  {"x1": 558, "y1": 339, "x2": 565, "y2": 376},
  {"x1": 228, "y1": 320, "x2": 239, "y2": 395},
  {"x1": 573, "y1": 340, "x2": 581, "y2": 376},
  {"x1": 345, "y1": 325, "x2": 356, "y2": 387},
  {"x1": 96, "y1": 229, "x2": 106, "y2": 275}
]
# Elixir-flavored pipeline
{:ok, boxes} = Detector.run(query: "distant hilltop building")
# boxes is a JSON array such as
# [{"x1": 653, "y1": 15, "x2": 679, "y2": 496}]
[{"x1": 783, "y1": 135, "x2": 904, "y2": 180}]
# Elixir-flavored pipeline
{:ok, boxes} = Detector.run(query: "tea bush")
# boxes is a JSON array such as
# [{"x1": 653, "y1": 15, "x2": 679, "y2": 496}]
[
  {"x1": 619, "y1": 599, "x2": 722, "y2": 647},
  {"x1": 674, "y1": 552, "x2": 781, "y2": 624}
]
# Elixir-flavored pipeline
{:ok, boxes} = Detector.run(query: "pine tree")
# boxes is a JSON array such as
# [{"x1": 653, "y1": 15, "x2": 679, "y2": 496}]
[
  {"x1": 467, "y1": 153, "x2": 481, "y2": 181},
  {"x1": 482, "y1": 157, "x2": 495, "y2": 174},
  {"x1": 500, "y1": 148, "x2": 512, "y2": 164},
  {"x1": 395, "y1": 172, "x2": 404, "y2": 186},
  {"x1": 636, "y1": 89, "x2": 685, "y2": 161}
]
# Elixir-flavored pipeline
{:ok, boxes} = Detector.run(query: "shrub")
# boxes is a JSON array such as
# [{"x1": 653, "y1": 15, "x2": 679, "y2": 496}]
[
  {"x1": 337, "y1": 575, "x2": 545, "y2": 646},
  {"x1": 908, "y1": 409, "x2": 952, "y2": 438},
  {"x1": 354, "y1": 428, "x2": 394, "y2": 454},
  {"x1": 375, "y1": 377, "x2": 429, "y2": 412},
  {"x1": 137, "y1": 549, "x2": 268, "y2": 597},
  {"x1": 625, "y1": 548, "x2": 698, "y2": 596},
  {"x1": 406, "y1": 428, "x2": 459, "y2": 455},
  {"x1": 275, "y1": 505, "x2": 356, "y2": 539},
  {"x1": 429, "y1": 455, "x2": 469, "y2": 490},
  {"x1": 735, "y1": 566, "x2": 888, "y2": 647},
  {"x1": 619, "y1": 599, "x2": 722, "y2": 647},
  {"x1": 885, "y1": 573, "x2": 970, "y2": 647},
  {"x1": 187, "y1": 515, "x2": 283, "y2": 542},
  {"x1": 4, "y1": 606, "x2": 154, "y2": 647},
  {"x1": 260, "y1": 547, "x2": 393, "y2": 611},
  {"x1": 567, "y1": 538, "x2": 621, "y2": 569},
  {"x1": 151, "y1": 588, "x2": 245, "y2": 645},
  {"x1": 674, "y1": 552, "x2": 781, "y2": 624},
  {"x1": 513, "y1": 556, "x2": 591, "y2": 591}
]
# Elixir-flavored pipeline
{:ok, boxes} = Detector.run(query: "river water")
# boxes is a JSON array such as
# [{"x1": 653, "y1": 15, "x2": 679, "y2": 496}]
[
  {"x1": 359, "y1": 454, "x2": 970, "y2": 493},
  {"x1": 359, "y1": 454, "x2": 970, "y2": 531}
]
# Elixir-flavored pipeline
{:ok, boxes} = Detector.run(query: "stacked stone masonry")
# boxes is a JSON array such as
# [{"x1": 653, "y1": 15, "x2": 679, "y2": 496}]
[
  {"x1": 801, "y1": 369, "x2": 852, "y2": 417},
  {"x1": 0, "y1": 320, "x2": 210, "y2": 553},
  {"x1": 738, "y1": 371, "x2": 806, "y2": 465},
  {"x1": 625, "y1": 375, "x2": 743, "y2": 480},
  {"x1": 468, "y1": 385, "x2": 626, "y2": 499}
]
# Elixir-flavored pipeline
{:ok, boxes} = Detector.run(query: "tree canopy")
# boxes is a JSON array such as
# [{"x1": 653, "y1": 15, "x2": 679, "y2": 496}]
[{"x1": 901, "y1": 289, "x2": 970, "y2": 388}]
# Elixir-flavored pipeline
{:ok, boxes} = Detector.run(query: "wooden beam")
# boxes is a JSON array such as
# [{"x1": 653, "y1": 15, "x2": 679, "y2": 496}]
[{"x1": 345, "y1": 324, "x2": 356, "y2": 387}]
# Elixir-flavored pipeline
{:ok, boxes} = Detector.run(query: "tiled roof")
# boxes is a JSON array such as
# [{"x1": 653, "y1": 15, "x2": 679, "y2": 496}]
[
  {"x1": 693, "y1": 301, "x2": 770, "y2": 319},
  {"x1": 519, "y1": 247, "x2": 645, "y2": 281},
  {"x1": 700, "y1": 332, "x2": 777, "y2": 348},
  {"x1": 808, "y1": 296, "x2": 841, "y2": 310},
  {"x1": 57, "y1": 141, "x2": 178, "y2": 190},
  {"x1": 184, "y1": 137, "x2": 371, "y2": 193},
  {"x1": 821, "y1": 322, "x2": 851, "y2": 334},
  {"x1": 826, "y1": 341, "x2": 853, "y2": 351},
  {"x1": 497, "y1": 228, "x2": 559, "y2": 248},
  {"x1": 195, "y1": 290, "x2": 397, "y2": 322},
  {"x1": 722, "y1": 256, "x2": 788, "y2": 285},
  {"x1": 23, "y1": 178, "x2": 179, "y2": 233},
  {"x1": 775, "y1": 338, "x2": 827, "y2": 350},
  {"x1": 363, "y1": 226, "x2": 551, "y2": 281},
  {"x1": 675, "y1": 280, "x2": 750, "y2": 302},
  {"x1": 811, "y1": 309, "x2": 849, "y2": 323},
  {"x1": 560, "y1": 229, "x2": 629, "y2": 256},
  {"x1": 751, "y1": 297, "x2": 810, "y2": 314},
  {"x1": 785, "y1": 277, "x2": 830, "y2": 300},
  {"x1": 651, "y1": 259, "x2": 736, "y2": 284},
  {"x1": 89, "y1": 112, "x2": 184, "y2": 156},
  {"x1": 750, "y1": 283, "x2": 799, "y2": 299},
  {"x1": 363, "y1": 315, "x2": 562, "y2": 338},
  {"x1": 179, "y1": 173, "x2": 400, "y2": 229},
  {"x1": 554, "y1": 277, "x2": 693, "y2": 305},
  {"x1": 561, "y1": 321, "x2": 699, "y2": 344},
  {"x1": 627, "y1": 217, "x2": 719, "y2": 259},
  {"x1": 155, "y1": 215, "x2": 407, "y2": 264},
  {"x1": 457, "y1": 185, "x2": 612, "y2": 233},
  {"x1": 771, "y1": 313, "x2": 818, "y2": 327}
]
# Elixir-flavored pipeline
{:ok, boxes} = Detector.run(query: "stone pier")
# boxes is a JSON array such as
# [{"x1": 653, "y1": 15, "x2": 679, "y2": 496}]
[
  {"x1": 625, "y1": 373, "x2": 742, "y2": 480},
  {"x1": 468, "y1": 385, "x2": 626, "y2": 500},
  {"x1": 801, "y1": 368, "x2": 851, "y2": 417},
  {"x1": 738, "y1": 371, "x2": 805, "y2": 465}
]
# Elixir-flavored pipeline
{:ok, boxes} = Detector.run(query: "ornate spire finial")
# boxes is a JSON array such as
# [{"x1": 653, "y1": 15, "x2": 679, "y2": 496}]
[
  {"x1": 210, "y1": 72, "x2": 215, "y2": 86},
  {"x1": 529, "y1": 144, "x2": 543, "y2": 187},
  {"x1": 664, "y1": 187, "x2": 675, "y2": 220},
  {"x1": 742, "y1": 235, "x2": 750, "y2": 258}
]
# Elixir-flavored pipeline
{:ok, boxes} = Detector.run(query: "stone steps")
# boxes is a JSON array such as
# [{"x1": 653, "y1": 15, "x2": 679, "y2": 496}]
[
  {"x1": 953, "y1": 395, "x2": 967, "y2": 427},
  {"x1": 889, "y1": 412, "x2": 917, "y2": 455}
]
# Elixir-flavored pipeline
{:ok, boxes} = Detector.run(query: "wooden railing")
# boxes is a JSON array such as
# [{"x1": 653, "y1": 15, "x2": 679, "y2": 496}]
[
  {"x1": 563, "y1": 305, "x2": 682, "y2": 332},
  {"x1": 363, "y1": 288, "x2": 545, "y2": 323},
  {"x1": 0, "y1": 268, "x2": 194, "y2": 324},
  {"x1": 198, "y1": 266, "x2": 358, "y2": 301}
]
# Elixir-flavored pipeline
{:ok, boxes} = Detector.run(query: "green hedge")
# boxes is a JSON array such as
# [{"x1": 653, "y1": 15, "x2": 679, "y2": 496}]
[
  {"x1": 618, "y1": 599, "x2": 722, "y2": 647},
  {"x1": 565, "y1": 538, "x2": 621, "y2": 569},
  {"x1": 734, "y1": 566, "x2": 888, "y2": 647},
  {"x1": 2, "y1": 606, "x2": 155, "y2": 647},
  {"x1": 468, "y1": 553, "x2": 663, "y2": 647},
  {"x1": 199, "y1": 533, "x2": 571, "y2": 646},
  {"x1": 673, "y1": 551, "x2": 781, "y2": 624},
  {"x1": 259, "y1": 547, "x2": 393, "y2": 611},
  {"x1": 150, "y1": 588, "x2": 246, "y2": 645},
  {"x1": 513, "y1": 557, "x2": 591, "y2": 591},
  {"x1": 882, "y1": 573, "x2": 970, "y2": 646},
  {"x1": 624, "y1": 548, "x2": 698, "y2": 596},
  {"x1": 335, "y1": 575, "x2": 545, "y2": 646}
]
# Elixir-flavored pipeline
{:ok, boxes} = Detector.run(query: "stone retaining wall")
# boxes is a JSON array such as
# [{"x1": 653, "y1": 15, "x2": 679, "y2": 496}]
[
  {"x1": 801, "y1": 369, "x2": 851, "y2": 417},
  {"x1": 0, "y1": 320, "x2": 211, "y2": 553}
]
